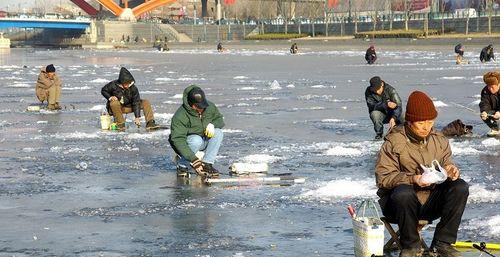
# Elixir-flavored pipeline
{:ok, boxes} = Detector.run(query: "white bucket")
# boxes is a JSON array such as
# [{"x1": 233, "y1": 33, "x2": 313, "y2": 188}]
[{"x1": 100, "y1": 114, "x2": 112, "y2": 130}]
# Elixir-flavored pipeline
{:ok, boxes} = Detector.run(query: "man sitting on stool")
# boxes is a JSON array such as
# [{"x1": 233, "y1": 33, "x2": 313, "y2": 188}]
[
  {"x1": 376, "y1": 91, "x2": 469, "y2": 257},
  {"x1": 101, "y1": 67, "x2": 159, "y2": 131}
]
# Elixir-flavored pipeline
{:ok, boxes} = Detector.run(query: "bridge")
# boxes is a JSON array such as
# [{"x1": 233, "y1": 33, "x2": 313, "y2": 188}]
[
  {"x1": 0, "y1": 18, "x2": 91, "y2": 30},
  {"x1": 70, "y1": 0, "x2": 177, "y2": 18}
]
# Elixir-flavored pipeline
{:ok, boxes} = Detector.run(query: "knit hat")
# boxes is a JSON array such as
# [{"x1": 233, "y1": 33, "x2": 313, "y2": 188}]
[
  {"x1": 483, "y1": 71, "x2": 499, "y2": 86},
  {"x1": 405, "y1": 91, "x2": 438, "y2": 122},
  {"x1": 369, "y1": 76, "x2": 383, "y2": 92},
  {"x1": 46, "y1": 64, "x2": 55, "y2": 73}
]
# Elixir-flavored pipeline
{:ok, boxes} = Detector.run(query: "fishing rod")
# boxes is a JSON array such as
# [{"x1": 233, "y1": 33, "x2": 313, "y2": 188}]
[{"x1": 450, "y1": 102, "x2": 495, "y2": 118}]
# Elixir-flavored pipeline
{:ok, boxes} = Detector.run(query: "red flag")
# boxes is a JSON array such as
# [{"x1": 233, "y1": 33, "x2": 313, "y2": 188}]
[
  {"x1": 224, "y1": 0, "x2": 235, "y2": 5},
  {"x1": 328, "y1": 0, "x2": 339, "y2": 8}
]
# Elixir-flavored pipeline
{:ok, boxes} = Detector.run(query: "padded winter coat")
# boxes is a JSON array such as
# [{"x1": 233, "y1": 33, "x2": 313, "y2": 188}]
[{"x1": 169, "y1": 85, "x2": 224, "y2": 162}]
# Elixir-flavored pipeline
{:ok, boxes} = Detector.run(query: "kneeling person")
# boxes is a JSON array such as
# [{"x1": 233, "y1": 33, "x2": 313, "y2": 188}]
[
  {"x1": 101, "y1": 67, "x2": 159, "y2": 131},
  {"x1": 169, "y1": 85, "x2": 224, "y2": 178},
  {"x1": 365, "y1": 76, "x2": 403, "y2": 139},
  {"x1": 36, "y1": 64, "x2": 62, "y2": 110}
]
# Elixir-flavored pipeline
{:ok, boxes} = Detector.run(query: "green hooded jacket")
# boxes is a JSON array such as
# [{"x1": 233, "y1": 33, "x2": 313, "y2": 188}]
[{"x1": 169, "y1": 85, "x2": 225, "y2": 162}]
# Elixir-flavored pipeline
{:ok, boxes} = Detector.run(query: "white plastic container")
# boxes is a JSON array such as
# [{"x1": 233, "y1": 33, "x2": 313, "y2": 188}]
[
  {"x1": 100, "y1": 114, "x2": 112, "y2": 130},
  {"x1": 27, "y1": 105, "x2": 41, "y2": 112},
  {"x1": 230, "y1": 162, "x2": 269, "y2": 175},
  {"x1": 352, "y1": 200, "x2": 384, "y2": 257}
]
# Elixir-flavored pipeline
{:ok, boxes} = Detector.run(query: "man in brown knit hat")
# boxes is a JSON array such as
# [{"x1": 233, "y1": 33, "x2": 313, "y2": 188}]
[
  {"x1": 480, "y1": 72, "x2": 500, "y2": 137},
  {"x1": 375, "y1": 91, "x2": 469, "y2": 257}
]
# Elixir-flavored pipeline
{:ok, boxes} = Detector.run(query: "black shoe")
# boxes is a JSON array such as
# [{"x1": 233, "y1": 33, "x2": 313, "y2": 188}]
[
  {"x1": 431, "y1": 241, "x2": 461, "y2": 257},
  {"x1": 203, "y1": 163, "x2": 219, "y2": 178},
  {"x1": 400, "y1": 248, "x2": 422, "y2": 257},
  {"x1": 146, "y1": 120, "x2": 160, "y2": 130},
  {"x1": 374, "y1": 134, "x2": 383, "y2": 140},
  {"x1": 176, "y1": 166, "x2": 189, "y2": 178},
  {"x1": 116, "y1": 123, "x2": 126, "y2": 131}
]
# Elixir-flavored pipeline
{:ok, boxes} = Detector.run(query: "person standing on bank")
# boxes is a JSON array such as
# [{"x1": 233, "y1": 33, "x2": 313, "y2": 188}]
[
  {"x1": 169, "y1": 85, "x2": 224, "y2": 178},
  {"x1": 365, "y1": 76, "x2": 403, "y2": 140},
  {"x1": 480, "y1": 72, "x2": 500, "y2": 137},
  {"x1": 101, "y1": 67, "x2": 159, "y2": 131},
  {"x1": 376, "y1": 91, "x2": 469, "y2": 257},
  {"x1": 36, "y1": 64, "x2": 62, "y2": 110}
]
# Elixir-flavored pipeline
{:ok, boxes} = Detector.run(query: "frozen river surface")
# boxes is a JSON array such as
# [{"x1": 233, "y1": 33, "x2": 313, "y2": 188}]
[{"x1": 0, "y1": 44, "x2": 499, "y2": 257}]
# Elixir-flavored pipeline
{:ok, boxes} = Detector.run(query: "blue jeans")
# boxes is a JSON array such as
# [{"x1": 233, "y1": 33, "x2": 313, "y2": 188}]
[
  {"x1": 370, "y1": 110, "x2": 403, "y2": 136},
  {"x1": 177, "y1": 128, "x2": 223, "y2": 168}
]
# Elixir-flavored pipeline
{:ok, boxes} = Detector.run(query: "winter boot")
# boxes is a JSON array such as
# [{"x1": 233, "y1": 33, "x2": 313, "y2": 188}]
[
  {"x1": 176, "y1": 165, "x2": 189, "y2": 178},
  {"x1": 431, "y1": 241, "x2": 461, "y2": 257},
  {"x1": 54, "y1": 102, "x2": 62, "y2": 110},
  {"x1": 146, "y1": 120, "x2": 160, "y2": 130},
  {"x1": 400, "y1": 248, "x2": 422, "y2": 257},
  {"x1": 116, "y1": 123, "x2": 126, "y2": 131},
  {"x1": 47, "y1": 104, "x2": 57, "y2": 111},
  {"x1": 203, "y1": 163, "x2": 219, "y2": 178},
  {"x1": 487, "y1": 129, "x2": 500, "y2": 137}
]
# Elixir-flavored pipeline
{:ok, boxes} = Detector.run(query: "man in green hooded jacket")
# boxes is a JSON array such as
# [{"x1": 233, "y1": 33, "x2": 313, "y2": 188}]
[{"x1": 169, "y1": 85, "x2": 224, "y2": 177}]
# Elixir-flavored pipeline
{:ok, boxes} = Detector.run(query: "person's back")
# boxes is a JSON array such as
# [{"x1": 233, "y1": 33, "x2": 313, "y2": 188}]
[
  {"x1": 480, "y1": 45, "x2": 495, "y2": 62},
  {"x1": 454, "y1": 44, "x2": 467, "y2": 64},
  {"x1": 365, "y1": 46, "x2": 377, "y2": 64}
]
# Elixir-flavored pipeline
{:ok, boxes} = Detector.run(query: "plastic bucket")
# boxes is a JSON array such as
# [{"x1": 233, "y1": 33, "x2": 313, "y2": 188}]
[{"x1": 100, "y1": 114, "x2": 112, "y2": 130}]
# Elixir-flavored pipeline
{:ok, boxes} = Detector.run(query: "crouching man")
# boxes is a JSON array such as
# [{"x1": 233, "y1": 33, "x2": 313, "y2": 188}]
[
  {"x1": 376, "y1": 91, "x2": 469, "y2": 257},
  {"x1": 101, "y1": 67, "x2": 159, "y2": 131},
  {"x1": 36, "y1": 64, "x2": 62, "y2": 110},
  {"x1": 480, "y1": 72, "x2": 500, "y2": 137},
  {"x1": 365, "y1": 76, "x2": 404, "y2": 140},
  {"x1": 169, "y1": 85, "x2": 224, "y2": 178}
]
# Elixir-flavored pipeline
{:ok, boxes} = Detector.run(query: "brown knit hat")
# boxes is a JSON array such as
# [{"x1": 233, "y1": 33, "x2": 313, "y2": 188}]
[
  {"x1": 483, "y1": 71, "x2": 499, "y2": 86},
  {"x1": 405, "y1": 91, "x2": 438, "y2": 122}
]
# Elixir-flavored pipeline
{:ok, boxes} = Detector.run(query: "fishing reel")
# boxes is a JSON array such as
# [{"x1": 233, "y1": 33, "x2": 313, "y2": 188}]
[{"x1": 473, "y1": 242, "x2": 496, "y2": 257}]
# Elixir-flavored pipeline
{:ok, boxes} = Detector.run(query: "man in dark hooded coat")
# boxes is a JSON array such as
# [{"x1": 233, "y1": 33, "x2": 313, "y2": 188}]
[{"x1": 101, "y1": 67, "x2": 159, "y2": 131}]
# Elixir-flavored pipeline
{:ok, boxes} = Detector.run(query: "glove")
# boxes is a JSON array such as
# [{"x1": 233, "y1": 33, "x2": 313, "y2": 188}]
[
  {"x1": 480, "y1": 111, "x2": 488, "y2": 120},
  {"x1": 205, "y1": 123, "x2": 215, "y2": 138},
  {"x1": 190, "y1": 158, "x2": 205, "y2": 175}
]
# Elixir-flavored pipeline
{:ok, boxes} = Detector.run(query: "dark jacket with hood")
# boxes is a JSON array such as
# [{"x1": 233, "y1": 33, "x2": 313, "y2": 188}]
[
  {"x1": 479, "y1": 86, "x2": 500, "y2": 115},
  {"x1": 169, "y1": 85, "x2": 225, "y2": 162},
  {"x1": 101, "y1": 67, "x2": 141, "y2": 118},
  {"x1": 480, "y1": 45, "x2": 495, "y2": 62},
  {"x1": 454, "y1": 44, "x2": 464, "y2": 56},
  {"x1": 365, "y1": 47, "x2": 377, "y2": 63},
  {"x1": 365, "y1": 82, "x2": 402, "y2": 118}
]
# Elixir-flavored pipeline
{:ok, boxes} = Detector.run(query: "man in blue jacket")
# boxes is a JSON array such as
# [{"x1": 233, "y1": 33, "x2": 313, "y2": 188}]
[{"x1": 365, "y1": 76, "x2": 404, "y2": 139}]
